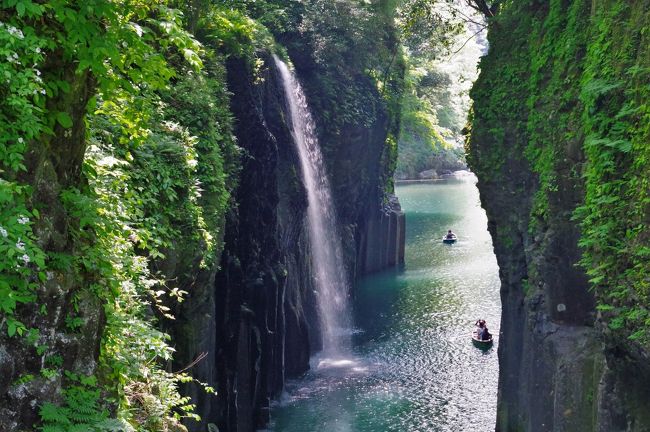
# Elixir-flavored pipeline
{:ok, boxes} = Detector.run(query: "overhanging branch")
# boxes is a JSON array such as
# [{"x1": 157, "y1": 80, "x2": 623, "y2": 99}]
[{"x1": 464, "y1": 0, "x2": 500, "y2": 18}]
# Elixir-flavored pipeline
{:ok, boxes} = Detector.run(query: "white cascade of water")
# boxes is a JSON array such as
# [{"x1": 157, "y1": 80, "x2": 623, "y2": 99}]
[{"x1": 273, "y1": 55, "x2": 352, "y2": 355}]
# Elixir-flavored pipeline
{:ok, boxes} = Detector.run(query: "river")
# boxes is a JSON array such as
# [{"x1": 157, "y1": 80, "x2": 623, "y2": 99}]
[{"x1": 271, "y1": 175, "x2": 501, "y2": 432}]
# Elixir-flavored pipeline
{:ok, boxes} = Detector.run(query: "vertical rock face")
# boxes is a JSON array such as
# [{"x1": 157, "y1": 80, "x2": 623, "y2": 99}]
[
  {"x1": 468, "y1": 1, "x2": 650, "y2": 431},
  {"x1": 187, "y1": 54, "x2": 314, "y2": 431},
  {"x1": 357, "y1": 195, "x2": 405, "y2": 275},
  {"x1": 184, "y1": 49, "x2": 404, "y2": 431}
]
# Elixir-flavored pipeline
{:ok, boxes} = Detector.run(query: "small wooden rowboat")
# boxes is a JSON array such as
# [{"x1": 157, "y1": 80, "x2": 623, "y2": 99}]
[
  {"x1": 472, "y1": 331, "x2": 493, "y2": 347},
  {"x1": 442, "y1": 235, "x2": 457, "y2": 244}
]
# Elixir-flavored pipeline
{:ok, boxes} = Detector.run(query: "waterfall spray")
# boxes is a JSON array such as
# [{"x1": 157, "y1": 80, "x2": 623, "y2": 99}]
[{"x1": 274, "y1": 55, "x2": 352, "y2": 355}]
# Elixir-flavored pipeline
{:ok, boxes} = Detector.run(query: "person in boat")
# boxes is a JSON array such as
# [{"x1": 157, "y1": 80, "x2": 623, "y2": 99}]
[
  {"x1": 481, "y1": 327, "x2": 492, "y2": 341},
  {"x1": 475, "y1": 319, "x2": 487, "y2": 339},
  {"x1": 445, "y1": 229, "x2": 456, "y2": 239}
]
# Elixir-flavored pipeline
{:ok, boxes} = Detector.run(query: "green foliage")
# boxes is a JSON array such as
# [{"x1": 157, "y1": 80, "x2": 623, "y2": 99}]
[
  {"x1": 574, "y1": 0, "x2": 650, "y2": 346},
  {"x1": 197, "y1": 5, "x2": 276, "y2": 63},
  {"x1": 0, "y1": 189, "x2": 44, "y2": 335},
  {"x1": 210, "y1": 0, "x2": 292, "y2": 36},
  {"x1": 398, "y1": 0, "x2": 466, "y2": 56},
  {"x1": 0, "y1": 18, "x2": 45, "y2": 173},
  {"x1": 523, "y1": 0, "x2": 589, "y2": 232},
  {"x1": 39, "y1": 374, "x2": 110, "y2": 432},
  {"x1": 38, "y1": 373, "x2": 154, "y2": 432},
  {"x1": 396, "y1": 53, "x2": 468, "y2": 178},
  {"x1": 468, "y1": 0, "x2": 650, "y2": 350},
  {"x1": 465, "y1": 1, "x2": 531, "y2": 183},
  {"x1": 1, "y1": 0, "x2": 232, "y2": 430},
  {"x1": 84, "y1": 65, "x2": 232, "y2": 428},
  {"x1": 395, "y1": 1, "x2": 487, "y2": 179},
  {"x1": 0, "y1": 15, "x2": 48, "y2": 337},
  {"x1": 159, "y1": 63, "x2": 240, "y2": 234},
  {"x1": 13, "y1": 373, "x2": 35, "y2": 386},
  {"x1": 0, "y1": 0, "x2": 200, "y2": 330}
]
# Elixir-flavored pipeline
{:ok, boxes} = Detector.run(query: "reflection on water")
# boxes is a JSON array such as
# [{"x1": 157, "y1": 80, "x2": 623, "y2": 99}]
[{"x1": 271, "y1": 175, "x2": 501, "y2": 432}]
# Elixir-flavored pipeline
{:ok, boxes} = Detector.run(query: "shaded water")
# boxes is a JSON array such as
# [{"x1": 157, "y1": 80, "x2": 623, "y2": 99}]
[
  {"x1": 271, "y1": 176, "x2": 501, "y2": 432},
  {"x1": 274, "y1": 56, "x2": 352, "y2": 353}
]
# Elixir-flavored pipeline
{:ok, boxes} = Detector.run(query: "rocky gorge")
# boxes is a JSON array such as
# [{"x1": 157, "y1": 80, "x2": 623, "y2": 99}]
[{"x1": 2, "y1": 1, "x2": 649, "y2": 431}]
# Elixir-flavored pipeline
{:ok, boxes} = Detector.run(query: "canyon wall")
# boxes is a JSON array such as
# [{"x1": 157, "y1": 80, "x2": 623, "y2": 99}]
[
  {"x1": 177, "y1": 24, "x2": 405, "y2": 429},
  {"x1": 467, "y1": 1, "x2": 650, "y2": 431}
]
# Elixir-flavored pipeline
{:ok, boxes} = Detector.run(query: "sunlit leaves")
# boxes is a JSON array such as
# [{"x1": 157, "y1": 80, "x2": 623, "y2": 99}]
[
  {"x1": 2, "y1": 0, "x2": 212, "y2": 428},
  {"x1": 0, "y1": 19, "x2": 46, "y2": 172},
  {"x1": 398, "y1": 0, "x2": 469, "y2": 57}
]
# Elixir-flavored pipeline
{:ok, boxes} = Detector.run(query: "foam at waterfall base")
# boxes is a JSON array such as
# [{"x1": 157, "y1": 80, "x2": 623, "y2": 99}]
[
  {"x1": 271, "y1": 353, "x2": 373, "y2": 410},
  {"x1": 310, "y1": 352, "x2": 369, "y2": 375}
]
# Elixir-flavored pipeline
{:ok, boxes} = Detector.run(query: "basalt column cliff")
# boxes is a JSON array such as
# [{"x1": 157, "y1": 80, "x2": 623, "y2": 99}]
[{"x1": 172, "y1": 4, "x2": 406, "y2": 431}]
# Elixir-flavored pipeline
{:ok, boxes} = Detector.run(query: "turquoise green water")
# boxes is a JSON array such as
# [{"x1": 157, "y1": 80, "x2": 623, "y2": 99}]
[{"x1": 271, "y1": 176, "x2": 500, "y2": 432}]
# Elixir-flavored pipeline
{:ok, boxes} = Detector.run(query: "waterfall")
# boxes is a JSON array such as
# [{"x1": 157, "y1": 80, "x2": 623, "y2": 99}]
[{"x1": 273, "y1": 55, "x2": 352, "y2": 355}]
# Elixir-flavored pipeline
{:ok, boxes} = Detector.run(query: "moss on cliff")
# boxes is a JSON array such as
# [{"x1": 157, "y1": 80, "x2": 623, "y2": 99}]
[
  {"x1": 575, "y1": 0, "x2": 650, "y2": 347},
  {"x1": 468, "y1": 0, "x2": 650, "y2": 428},
  {"x1": 470, "y1": 0, "x2": 650, "y2": 344}
]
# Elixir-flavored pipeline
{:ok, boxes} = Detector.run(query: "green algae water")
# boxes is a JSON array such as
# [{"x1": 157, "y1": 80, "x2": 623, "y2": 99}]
[{"x1": 271, "y1": 175, "x2": 500, "y2": 432}]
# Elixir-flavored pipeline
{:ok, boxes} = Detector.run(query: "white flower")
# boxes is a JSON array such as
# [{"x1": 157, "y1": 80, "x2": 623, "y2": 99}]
[
  {"x1": 18, "y1": 138, "x2": 23, "y2": 143},
  {"x1": 35, "y1": 47, "x2": 41, "y2": 54},
  {"x1": 17, "y1": 216, "x2": 29, "y2": 224},
  {"x1": 21, "y1": 254, "x2": 30, "y2": 264},
  {"x1": 16, "y1": 240, "x2": 25, "y2": 251},
  {"x1": 7, "y1": 26, "x2": 24, "y2": 39},
  {"x1": 0, "y1": 227, "x2": 7, "y2": 238}
]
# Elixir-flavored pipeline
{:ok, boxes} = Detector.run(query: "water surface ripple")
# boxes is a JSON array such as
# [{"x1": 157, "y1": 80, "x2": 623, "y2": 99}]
[{"x1": 272, "y1": 176, "x2": 501, "y2": 432}]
